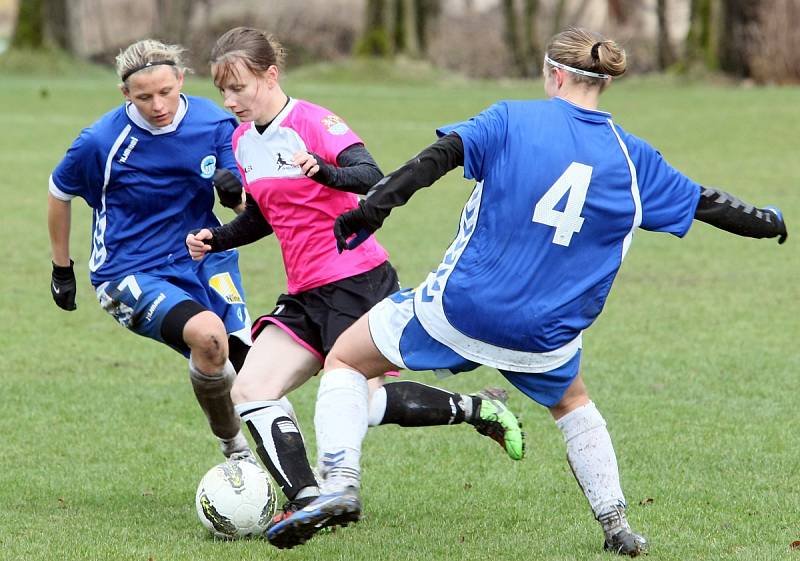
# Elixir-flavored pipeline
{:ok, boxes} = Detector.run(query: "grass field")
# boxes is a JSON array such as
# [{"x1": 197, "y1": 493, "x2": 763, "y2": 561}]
[{"x1": 1, "y1": 61, "x2": 798, "y2": 561}]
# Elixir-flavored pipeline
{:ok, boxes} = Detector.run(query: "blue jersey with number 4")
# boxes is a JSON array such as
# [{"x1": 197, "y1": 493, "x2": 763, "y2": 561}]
[
  {"x1": 50, "y1": 95, "x2": 239, "y2": 285},
  {"x1": 412, "y1": 98, "x2": 700, "y2": 369}
]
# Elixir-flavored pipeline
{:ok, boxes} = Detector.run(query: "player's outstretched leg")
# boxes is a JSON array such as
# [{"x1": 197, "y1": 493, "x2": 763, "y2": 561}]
[
  {"x1": 268, "y1": 368, "x2": 369, "y2": 548},
  {"x1": 266, "y1": 484, "x2": 362, "y2": 549},
  {"x1": 469, "y1": 388, "x2": 525, "y2": 460},
  {"x1": 599, "y1": 505, "x2": 648, "y2": 557}
]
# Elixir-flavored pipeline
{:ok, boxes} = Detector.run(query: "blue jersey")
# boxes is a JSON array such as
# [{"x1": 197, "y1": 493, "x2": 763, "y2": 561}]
[
  {"x1": 50, "y1": 95, "x2": 240, "y2": 285},
  {"x1": 412, "y1": 98, "x2": 701, "y2": 372}
]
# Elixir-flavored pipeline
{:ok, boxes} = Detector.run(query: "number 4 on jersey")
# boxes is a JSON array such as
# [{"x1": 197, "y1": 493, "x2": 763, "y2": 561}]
[{"x1": 532, "y1": 162, "x2": 593, "y2": 247}]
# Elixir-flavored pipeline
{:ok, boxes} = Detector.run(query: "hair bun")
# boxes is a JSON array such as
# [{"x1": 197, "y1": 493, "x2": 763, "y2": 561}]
[{"x1": 591, "y1": 42, "x2": 602, "y2": 60}]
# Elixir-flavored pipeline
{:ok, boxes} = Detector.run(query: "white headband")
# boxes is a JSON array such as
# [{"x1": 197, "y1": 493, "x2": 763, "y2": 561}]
[{"x1": 544, "y1": 55, "x2": 610, "y2": 80}]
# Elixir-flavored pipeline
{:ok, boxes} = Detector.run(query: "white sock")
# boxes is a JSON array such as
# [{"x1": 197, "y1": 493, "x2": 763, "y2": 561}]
[
  {"x1": 315, "y1": 368, "x2": 369, "y2": 491},
  {"x1": 367, "y1": 386, "x2": 387, "y2": 426},
  {"x1": 556, "y1": 401, "x2": 626, "y2": 517}
]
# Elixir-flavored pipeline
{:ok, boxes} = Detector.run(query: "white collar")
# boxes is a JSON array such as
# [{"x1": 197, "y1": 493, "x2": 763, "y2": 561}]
[
  {"x1": 126, "y1": 94, "x2": 189, "y2": 135},
  {"x1": 254, "y1": 97, "x2": 297, "y2": 135}
]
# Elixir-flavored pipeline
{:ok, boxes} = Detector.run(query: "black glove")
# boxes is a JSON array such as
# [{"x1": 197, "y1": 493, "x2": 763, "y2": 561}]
[
  {"x1": 213, "y1": 168, "x2": 244, "y2": 209},
  {"x1": 51, "y1": 260, "x2": 77, "y2": 311},
  {"x1": 333, "y1": 201, "x2": 383, "y2": 253}
]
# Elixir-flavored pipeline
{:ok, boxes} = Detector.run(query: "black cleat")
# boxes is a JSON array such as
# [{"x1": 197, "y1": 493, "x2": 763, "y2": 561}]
[
  {"x1": 266, "y1": 495, "x2": 315, "y2": 534},
  {"x1": 266, "y1": 487, "x2": 361, "y2": 549},
  {"x1": 599, "y1": 505, "x2": 648, "y2": 557}
]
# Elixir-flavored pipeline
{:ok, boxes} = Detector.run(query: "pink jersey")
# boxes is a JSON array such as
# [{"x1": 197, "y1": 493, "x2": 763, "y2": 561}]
[{"x1": 232, "y1": 99, "x2": 389, "y2": 294}]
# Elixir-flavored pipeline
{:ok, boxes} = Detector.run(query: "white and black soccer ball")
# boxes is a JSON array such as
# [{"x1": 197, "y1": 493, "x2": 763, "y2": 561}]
[{"x1": 195, "y1": 459, "x2": 277, "y2": 539}]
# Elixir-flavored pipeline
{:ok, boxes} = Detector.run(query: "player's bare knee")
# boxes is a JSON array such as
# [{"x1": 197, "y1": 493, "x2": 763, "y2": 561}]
[
  {"x1": 551, "y1": 391, "x2": 590, "y2": 420},
  {"x1": 231, "y1": 371, "x2": 286, "y2": 404},
  {"x1": 550, "y1": 374, "x2": 590, "y2": 420},
  {"x1": 324, "y1": 348, "x2": 369, "y2": 375},
  {"x1": 230, "y1": 376, "x2": 279, "y2": 404},
  {"x1": 184, "y1": 312, "x2": 229, "y2": 371},
  {"x1": 190, "y1": 332, "x2": 228, "y2": 370},
  {"x1": 323, "y1": 353, "x2": 348, "y2": 372}
]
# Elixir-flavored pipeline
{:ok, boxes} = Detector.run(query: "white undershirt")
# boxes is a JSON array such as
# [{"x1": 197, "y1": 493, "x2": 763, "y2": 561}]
[{"x1": 125, "y1": 94, "x2": 188, "y2": 135}]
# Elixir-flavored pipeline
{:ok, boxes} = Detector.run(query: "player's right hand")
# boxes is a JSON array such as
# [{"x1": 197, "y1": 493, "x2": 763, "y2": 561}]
[
  {"x1": 334, "y1": 204, "x2": 375, "y2": 253},
  {"x1": 51, "y1": 260, "x2": 77, "y2": 311},
  {"x1": 186, "y1": 228, "x2": 214, "y2": 260},
  {"x1": 213, "y1": 168, "x2": 244, "y2": 209}
]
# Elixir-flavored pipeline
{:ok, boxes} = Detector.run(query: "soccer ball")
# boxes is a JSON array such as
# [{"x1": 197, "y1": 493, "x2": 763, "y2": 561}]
[{"x1": 195, "y1": 459, "x2": 277, "y2": 539}]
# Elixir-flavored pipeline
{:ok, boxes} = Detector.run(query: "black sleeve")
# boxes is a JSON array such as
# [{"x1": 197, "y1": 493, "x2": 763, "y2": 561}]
[
  {"x1": 207, "y1": 196, "x2": 274, "y2": 252},
  {"x1": 309, "y1": 144, "x2": 383, "y2": 195},
  {"x1": 694, "y1": 186, "x2": 787, "y2": 243},
  {"x1": 358, "y1": 132, "x2": 464, "y2": 227}
]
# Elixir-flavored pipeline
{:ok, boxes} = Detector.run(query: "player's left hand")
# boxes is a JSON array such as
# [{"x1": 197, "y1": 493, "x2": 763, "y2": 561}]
[
  {"x1": 334, "y1": 204, "x2": 375, "y2": 253},
  {"x1": 51, "y1": 260, "x2": 77, "y2": 311},
  {"x1": 293, "y1": 151, "x2": 321, "y2": 177},
  {"x1": 764, "y1": 206, "x2": 788, "y2": 244},
  {"x1": 213, "y1": 168, "x2": 244, "y2": 209}
]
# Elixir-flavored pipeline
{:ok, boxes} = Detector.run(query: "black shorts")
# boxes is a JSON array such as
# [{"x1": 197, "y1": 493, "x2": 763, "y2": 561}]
[{"x1": 251, "y1": 261, "x2": 400, "y2": 359}]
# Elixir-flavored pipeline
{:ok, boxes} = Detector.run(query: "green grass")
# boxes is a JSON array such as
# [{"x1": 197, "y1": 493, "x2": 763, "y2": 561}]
[{"x1": 1, "y1": 60, "x2": 799, "y2": 561}]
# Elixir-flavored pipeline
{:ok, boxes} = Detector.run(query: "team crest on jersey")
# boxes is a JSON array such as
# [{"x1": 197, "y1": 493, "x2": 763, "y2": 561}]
[
  {"x1": 209, "y1": 273, "x2": 243, "y2": 304},
  {"x1": 200, "y1": 155, "x2": 217, "y2": 178},
  {"x1": 321, "y1": 114, "x2": 349, "y2": 136}
]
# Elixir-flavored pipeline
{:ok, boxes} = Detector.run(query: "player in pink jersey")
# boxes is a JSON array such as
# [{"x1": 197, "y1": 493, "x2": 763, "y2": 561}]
[{"x1": 185, "y1": 27, "x2": 525, "y2": 531}]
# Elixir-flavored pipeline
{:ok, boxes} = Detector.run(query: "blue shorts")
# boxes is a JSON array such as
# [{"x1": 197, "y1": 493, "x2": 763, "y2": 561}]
[
  {"x1": 94, "y1": 251, "x2": 251, "y2": 357},
  {"x1": 368, "y1": 289, "x2": 581, "y2": 408}
]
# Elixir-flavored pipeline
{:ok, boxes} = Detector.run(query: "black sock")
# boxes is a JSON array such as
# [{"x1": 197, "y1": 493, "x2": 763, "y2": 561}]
[
  {"x1": 242, "y1": 405, "x2": 318, "y2": 501},
  {"x1": 380, "y1": 381, "x2": 481, "y2": 426}
]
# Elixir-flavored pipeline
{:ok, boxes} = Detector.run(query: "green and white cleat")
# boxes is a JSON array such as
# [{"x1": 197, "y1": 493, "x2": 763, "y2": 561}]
[{"x1": 470, "y1": 388, "x2": 525, "y2": 460}]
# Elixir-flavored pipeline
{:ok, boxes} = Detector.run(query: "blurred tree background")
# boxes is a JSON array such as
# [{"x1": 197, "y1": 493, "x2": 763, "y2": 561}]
[{"x1": 1, "y1": 0, "x2": 798, "y2": 83}]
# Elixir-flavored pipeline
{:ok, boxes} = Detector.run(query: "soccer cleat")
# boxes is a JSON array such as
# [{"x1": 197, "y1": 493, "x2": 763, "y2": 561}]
[
  {"x1": 266, "y1": 496, "x2": 338, "y2": 539},
  {"x1": 226, "y1": 449, "x2": 258, "y2": 465},
  {"x1": 266, "y1": 487, "x2": 361, "y2": 549},
  {"x1": 470, "y1": 388, "x2": 525, "y2": 460},
  {"x1": 266, "y1": 495, "x2": 315, "y2": 533},
  {"x1": 598, "y1": 505, "x2": 648, "y2": 557},
  {"x1": 219, "y1": 431, "x2": 251, "y2": 459}
]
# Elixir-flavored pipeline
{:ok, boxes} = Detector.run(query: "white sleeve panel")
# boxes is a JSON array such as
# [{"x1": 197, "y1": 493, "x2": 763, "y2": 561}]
[{"x1": 48, "y1": 175, "x2": 76, "y2": 201}]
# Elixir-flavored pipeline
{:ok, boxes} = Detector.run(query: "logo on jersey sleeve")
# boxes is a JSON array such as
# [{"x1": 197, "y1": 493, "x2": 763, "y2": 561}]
[
  {"x1": 200, "y1": 155, "x2": 217, "y2": 178},
  {"x1": 208, "y1": 272, "x2": 244, "y2": 304},
  {"x1": 321, "y1": 114, "x2": 349, "y2": 136}
]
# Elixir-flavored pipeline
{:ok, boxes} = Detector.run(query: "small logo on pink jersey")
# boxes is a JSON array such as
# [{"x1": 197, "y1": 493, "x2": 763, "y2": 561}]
[
  {"x1": 276, "y1": 152, "x2": 296, "y2": 170},
  {"x1": 321, "y1": 114, "x2": 349, "y2": 136}
]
